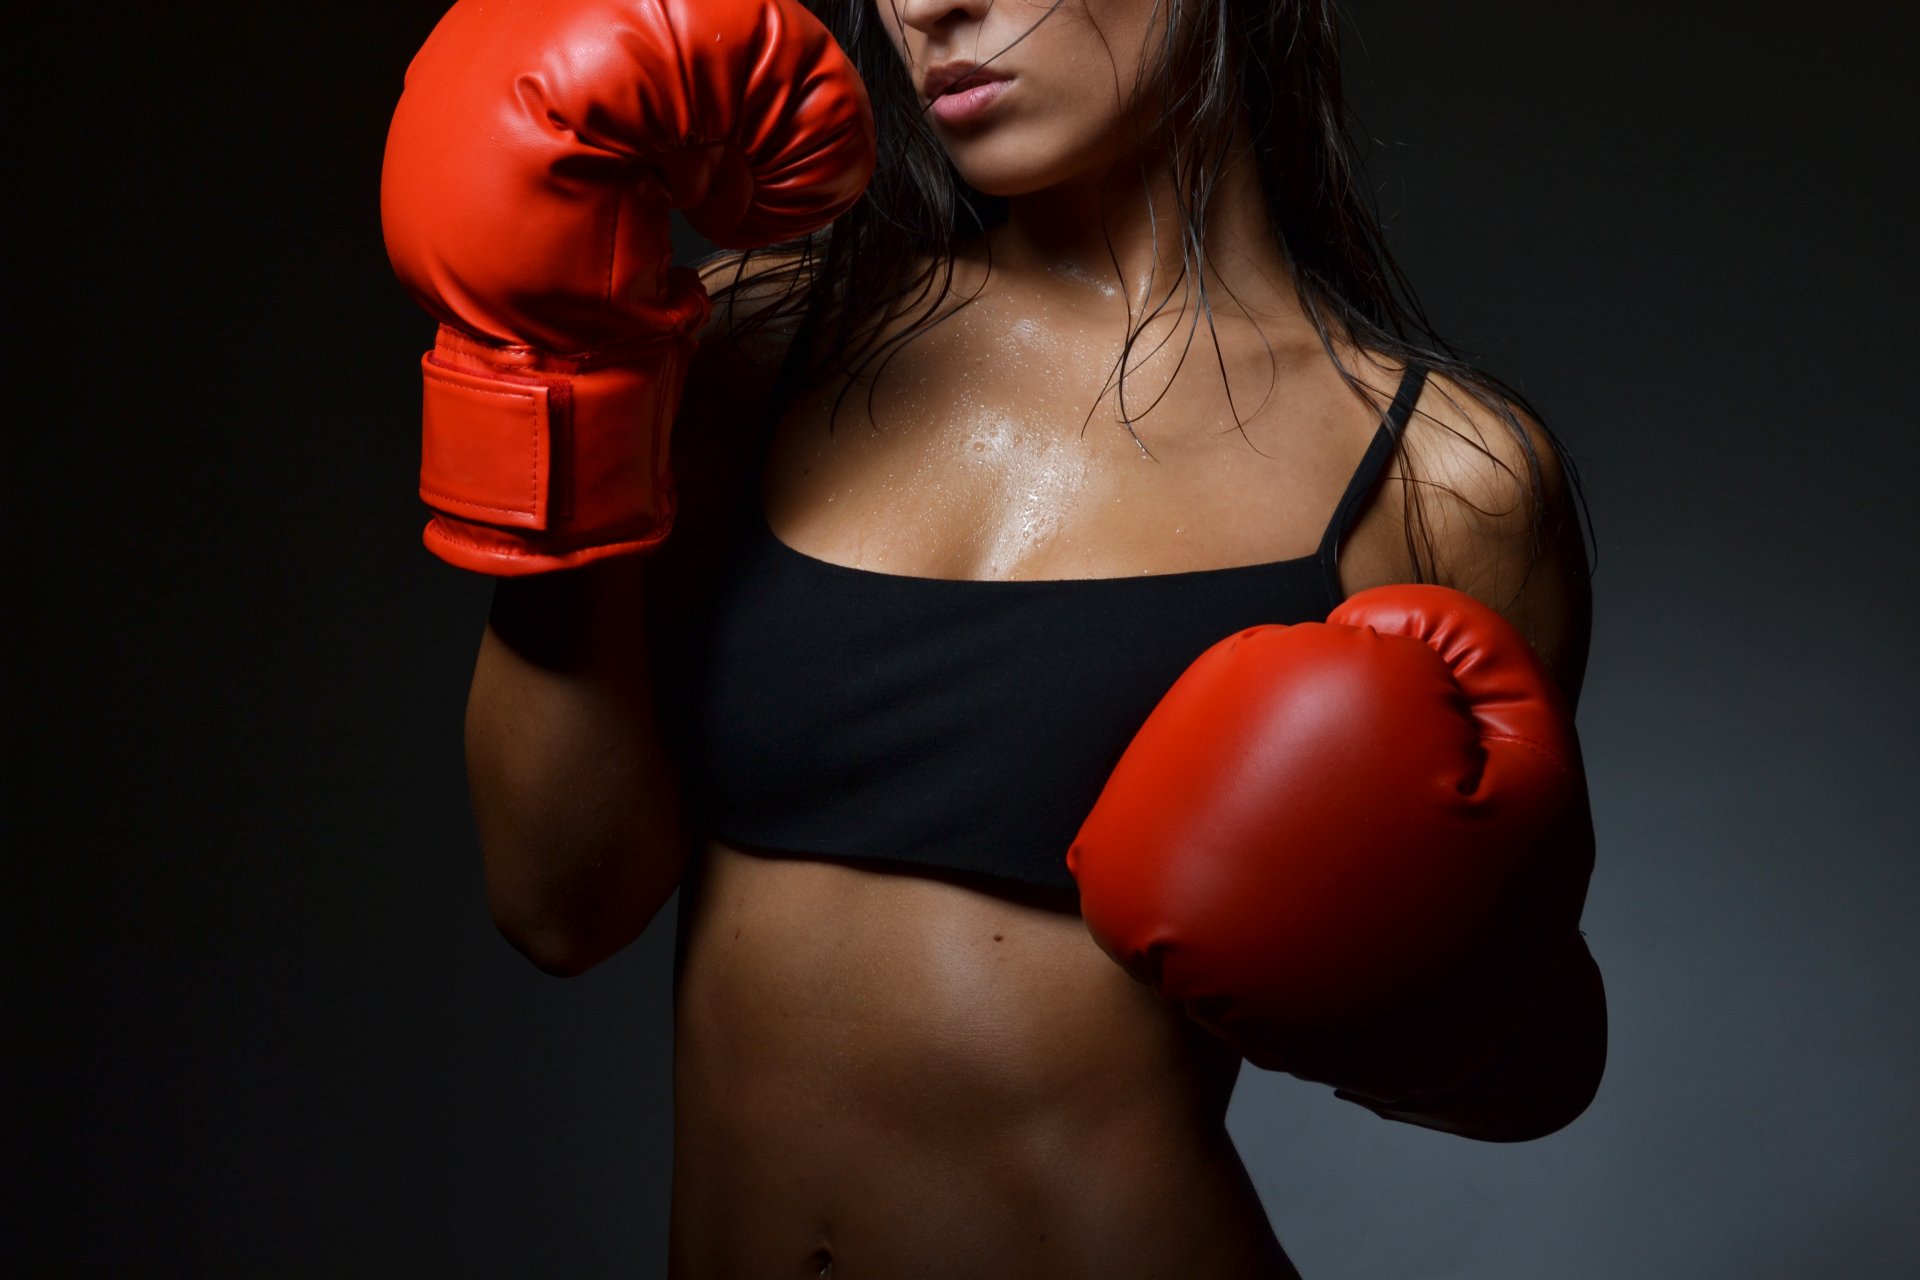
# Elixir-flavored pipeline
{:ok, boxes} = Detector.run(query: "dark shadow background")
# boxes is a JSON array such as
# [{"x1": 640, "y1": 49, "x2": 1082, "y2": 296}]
[{"x1": 12, "y1": 2, "x2": 1916, "y2": 1275}]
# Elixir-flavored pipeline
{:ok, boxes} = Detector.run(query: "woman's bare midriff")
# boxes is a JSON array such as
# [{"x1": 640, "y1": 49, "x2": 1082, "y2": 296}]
[{"x1": 669, "y1": 838, "x2": 1301, "y2": 1278}]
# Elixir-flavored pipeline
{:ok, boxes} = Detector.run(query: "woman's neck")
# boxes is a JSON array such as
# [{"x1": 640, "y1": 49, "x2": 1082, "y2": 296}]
[{"x1": 977, "y1": 115, "x2": 1303, "y2": 330}]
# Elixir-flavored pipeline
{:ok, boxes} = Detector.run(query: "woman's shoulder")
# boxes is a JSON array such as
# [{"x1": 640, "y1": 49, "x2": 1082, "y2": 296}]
[
  {"x1": 1392, "y1": 363, "x2": 1593, "y2": 706},
  {"x1": 669, "y1": 246, "x2": 821, "y2": 458},
  {"x1": 1394, "y1": 368, "x2": 1565, "y2": 538},
  {"x1": 691, "y1": 246, "x2": 817, "y2": 375},
  {"x1": 646, "y1": 249, "x2": 816, "y2": 613}
]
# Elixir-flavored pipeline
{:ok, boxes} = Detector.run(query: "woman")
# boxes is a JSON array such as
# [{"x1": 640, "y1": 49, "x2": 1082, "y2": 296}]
[{"x1": 389, "y1": 0, "x2": 1604, "y2": 1274}]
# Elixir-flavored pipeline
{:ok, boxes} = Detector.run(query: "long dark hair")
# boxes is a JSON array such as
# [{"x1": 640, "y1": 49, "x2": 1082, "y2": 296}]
[{"x1": 699, "y1": 0, "x2": 1594, "y2": 588}]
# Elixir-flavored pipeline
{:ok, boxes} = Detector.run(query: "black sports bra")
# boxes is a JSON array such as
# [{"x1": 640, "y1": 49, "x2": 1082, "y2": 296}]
[{"x1": 679, "y1": 362, "x2": 1429, "y2": 897}]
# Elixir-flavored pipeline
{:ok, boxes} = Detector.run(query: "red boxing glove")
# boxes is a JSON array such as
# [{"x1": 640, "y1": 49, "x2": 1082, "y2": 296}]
[
  {"x1": 381, "y1": 0, "x2": 875, "y2": 574},
  {"x1": 1067, "y1": 584, "x2": 1594, "y2": 1104}
]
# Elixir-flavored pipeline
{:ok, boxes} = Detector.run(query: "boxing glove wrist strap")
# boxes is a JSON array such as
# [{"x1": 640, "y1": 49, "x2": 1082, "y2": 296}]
[{"x1": 417, "y1": 323, "x2": 700, "y2": 575}]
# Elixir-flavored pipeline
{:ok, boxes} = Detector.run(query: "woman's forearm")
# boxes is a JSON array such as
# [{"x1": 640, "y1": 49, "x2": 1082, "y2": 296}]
[{"x1": 464, "y1": 556, "x2": 689, "y2": 975}]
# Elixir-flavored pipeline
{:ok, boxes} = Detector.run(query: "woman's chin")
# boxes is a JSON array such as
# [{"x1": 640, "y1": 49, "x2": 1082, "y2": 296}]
[
  {"x1": 945, "y1": 133, "x2": 1143, "y2": 201},
  {"x1": 950, "y1": 160, "x2": 1077, "y2": 200}
]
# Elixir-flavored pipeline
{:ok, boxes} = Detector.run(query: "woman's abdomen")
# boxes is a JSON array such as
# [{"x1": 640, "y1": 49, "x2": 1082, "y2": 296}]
[{"x1": 668, "y1": 839, "x2": 1297, "y2": 1279}]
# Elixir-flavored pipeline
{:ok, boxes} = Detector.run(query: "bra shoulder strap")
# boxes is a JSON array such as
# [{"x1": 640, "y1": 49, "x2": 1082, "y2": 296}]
[{"x1": 1315, "y1": 361, "x2": 1430, "y2": 587}]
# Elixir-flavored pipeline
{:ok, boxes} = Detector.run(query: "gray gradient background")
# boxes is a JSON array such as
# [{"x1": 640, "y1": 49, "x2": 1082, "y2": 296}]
[{"x1": 12, "y1": 2, "x2": 1917, "y2": 1275}]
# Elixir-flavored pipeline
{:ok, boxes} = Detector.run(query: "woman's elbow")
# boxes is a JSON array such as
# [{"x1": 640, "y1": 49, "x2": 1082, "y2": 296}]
[
  {"x1": 492, "y1": 911, "x2": 628, "y2": 977},
  {"x1": 482, "y1": 849, "x2": 686, "y2": 978}
]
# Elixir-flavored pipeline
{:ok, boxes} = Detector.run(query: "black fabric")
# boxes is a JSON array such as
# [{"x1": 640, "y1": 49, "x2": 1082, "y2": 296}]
[{"x1": 680, "y1": 363, "x2": 1429, "y2": 896}]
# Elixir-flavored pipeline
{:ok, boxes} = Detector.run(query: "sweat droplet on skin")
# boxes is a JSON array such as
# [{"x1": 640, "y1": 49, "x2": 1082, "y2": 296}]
[
  {"x1": 1046, "y1": 258, "x2": 1122, "y2": 301},
  {"x1": 855, "y1": 292, "x2": 1198, "y2": 576},
  {"x1": 946, "y1": 412, "x2": 1096, "y2": 578}
]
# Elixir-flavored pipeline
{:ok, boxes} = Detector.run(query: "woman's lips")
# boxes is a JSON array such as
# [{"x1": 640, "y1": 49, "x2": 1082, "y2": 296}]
[{"x1": 930, "y1": 76, "x2": 1013, "y2": 125}]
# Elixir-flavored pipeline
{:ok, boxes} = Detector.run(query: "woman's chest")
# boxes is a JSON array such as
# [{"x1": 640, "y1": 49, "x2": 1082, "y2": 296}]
[{"x1": 759, "y1": 295, "x2": 1396, "y2": 582}]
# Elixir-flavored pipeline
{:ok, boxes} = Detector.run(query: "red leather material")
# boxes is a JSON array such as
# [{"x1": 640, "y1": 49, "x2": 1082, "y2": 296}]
[
  {"x1": 414, "y1": 321, "x2": 699, "y2": 574},
  {"x1": 1068, "y1": 583, "x2": 1593, "y2": 1095},
  {"x1": 418, "y1": 349, "x2": 555, "y2": 532},
  {"x1": 380, "y1": 0, "x2": 876, "y2": 573},
  {"x1": 381, "y1": 0, "x2": 874, "y2": 349}
]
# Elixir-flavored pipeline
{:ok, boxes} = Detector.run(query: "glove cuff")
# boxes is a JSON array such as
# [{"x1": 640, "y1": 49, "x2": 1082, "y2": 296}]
[{"x1": 415, "y1": 316, "x2": 702, "y2": 575}]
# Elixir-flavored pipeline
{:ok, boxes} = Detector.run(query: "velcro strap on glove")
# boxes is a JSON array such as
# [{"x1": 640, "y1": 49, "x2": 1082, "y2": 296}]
[
  {"x1": 415, "y1": 323, "x2": 699, "y2": 571},
  {"x1": 419, "y1": 352, "x2": 561, "y2": 529}
]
